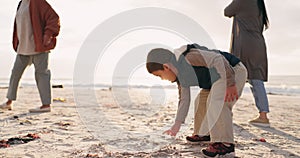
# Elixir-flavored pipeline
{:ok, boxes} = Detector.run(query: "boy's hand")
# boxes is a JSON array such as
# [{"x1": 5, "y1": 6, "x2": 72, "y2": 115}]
[
  {"x1": 225, "y1": 85, "x2": 238, "y2": 102},
  {"x1": 163, "y1": 121, "x2": 181, "y2": 136}
]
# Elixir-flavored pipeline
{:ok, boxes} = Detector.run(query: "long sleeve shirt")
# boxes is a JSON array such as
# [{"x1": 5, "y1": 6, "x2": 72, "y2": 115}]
[{"x1": 173, "y1": 45, "x2": 236, "y2": 123}]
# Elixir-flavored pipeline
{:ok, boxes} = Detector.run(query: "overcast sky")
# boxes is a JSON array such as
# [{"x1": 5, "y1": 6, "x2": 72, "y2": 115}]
[{"x1": 0, "y1": 0, "x2": 299, "y2": 82}]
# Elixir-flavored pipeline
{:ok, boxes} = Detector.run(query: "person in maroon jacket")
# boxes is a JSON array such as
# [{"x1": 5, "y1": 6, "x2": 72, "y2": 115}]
[{"x1": 0, "y1": 0, "x2": 60, "y2": 112}]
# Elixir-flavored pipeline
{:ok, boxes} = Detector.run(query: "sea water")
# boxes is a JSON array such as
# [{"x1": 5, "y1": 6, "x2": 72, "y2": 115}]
[{"x1": 0, "y1": 75, "x2": 300, "y2": 96}]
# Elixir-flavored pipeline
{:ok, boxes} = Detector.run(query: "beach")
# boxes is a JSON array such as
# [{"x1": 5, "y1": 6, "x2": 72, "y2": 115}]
[
  {"x1": 0, "y1": 86, "x2": 300, "y2": 158},
  {"x1": 1, "y1": 0, "x2": 300, "y2": 157}
]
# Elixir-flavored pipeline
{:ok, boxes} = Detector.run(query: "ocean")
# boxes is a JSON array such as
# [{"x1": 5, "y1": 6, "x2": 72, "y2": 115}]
[{"x1": 0, "y1": 75, "x2": 300, "y2": 96}]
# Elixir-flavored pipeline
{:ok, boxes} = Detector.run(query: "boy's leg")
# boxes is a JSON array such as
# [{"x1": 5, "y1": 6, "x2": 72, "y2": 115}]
[
  {"x1": 32, "y1": 53, "x2": 52, "y2": 105},
  {"x1": 6, "y1": 54, "x2": 30, "y2": 101},
  {"x1": 207, "y1": 62, "x2": 247, "y2": 143},
  {"x1": 187, "y1": 89, "x2": 211, "y2": 142},
  {"x1": 209, "y1": 102, "x2": 234, "y2": 143},
  {"x1": 193, "y1": 89, "x2": 210, "y2": 135},
  {"x1": 202, "y1": 62, "x2": 247, "y2": 157}
]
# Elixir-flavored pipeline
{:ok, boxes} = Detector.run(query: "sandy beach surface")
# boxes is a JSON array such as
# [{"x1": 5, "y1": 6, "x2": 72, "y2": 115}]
[{"x1": 0, "y1": 86, "x2": 299, "y2": 158}]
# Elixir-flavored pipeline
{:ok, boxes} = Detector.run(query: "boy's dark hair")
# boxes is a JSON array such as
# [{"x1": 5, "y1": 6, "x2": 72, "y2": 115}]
[{"x1": 146, "y1": 48, "x2": 176, "y2": 73}]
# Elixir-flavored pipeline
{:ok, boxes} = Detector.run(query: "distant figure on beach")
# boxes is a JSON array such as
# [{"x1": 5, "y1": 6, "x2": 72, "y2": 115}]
[
  {"x1": 0, "y1": 0, "x2": 60, "y2": 112},
  {"x1": 225, "y1": 0, "x2": 270, "y2": 127},
  {"x1": 146, "y1": 43, "x2": 247, "y2": 157}
]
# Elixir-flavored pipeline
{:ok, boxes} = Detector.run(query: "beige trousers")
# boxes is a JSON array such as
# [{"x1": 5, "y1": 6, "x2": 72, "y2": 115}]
[
  {"x1": 193, "y1": 88, "x2": 210, "y2": 135},
  {"x1": 193, "y1": 62, "x2": 247, "y2": 143}
]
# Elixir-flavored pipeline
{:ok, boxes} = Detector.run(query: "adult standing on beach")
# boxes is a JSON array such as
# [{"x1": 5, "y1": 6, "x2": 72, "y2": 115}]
[
  {"x1": 224, "y1": 0, "x2": 270, "y2": 126},
  {"x1": 0, "y1": 0, "x2": 60, "y2": 112}
]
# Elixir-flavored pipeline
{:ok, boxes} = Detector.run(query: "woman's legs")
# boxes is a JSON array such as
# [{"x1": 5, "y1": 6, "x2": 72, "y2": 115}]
[{"x1": 248, "y1": 79, "x2": 269, "y2": 119}]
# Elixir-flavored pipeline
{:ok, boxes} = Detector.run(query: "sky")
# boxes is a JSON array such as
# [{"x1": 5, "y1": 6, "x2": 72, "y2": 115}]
[{"x1": 0, "y1": 0, "x2": 299, "y2": 85}]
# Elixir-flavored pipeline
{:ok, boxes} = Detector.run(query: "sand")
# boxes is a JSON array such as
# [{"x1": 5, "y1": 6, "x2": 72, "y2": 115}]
[{"x1": 0, "y1": 86, "x2": 299, "y2": 158}]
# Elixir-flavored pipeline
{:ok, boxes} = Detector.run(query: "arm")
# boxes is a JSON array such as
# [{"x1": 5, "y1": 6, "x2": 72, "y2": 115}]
[
  {"x1": 41, "y1": 0, "x2": 60, "y2": 46},
  {"x1": 175, "y1": 85, "x2": 191, "y2": 123},
  {"x1": 206, "y1": 55, "x2": 238, "y2": 102},
  {"x1": 186, "y1": 50, "x2": 237, "y2": 102},
  {"x1": 186, "y1": 50, "x2": 236, "y2": 88},
  {"x1": 224, "y1": 0, "x2": 240, "y2": 18},
  {"x1": 43, "y1": 1, "x2": 60, "y2": 37},
  {"x1": 12, "y1": 1, "x2": 23, "y2": 52},
  {"x1": 218, "y1": 57, "x2": 238, "y2": 102},
  {"x1": 164, "y1": 84, "x2": 191, "y2": 136}
]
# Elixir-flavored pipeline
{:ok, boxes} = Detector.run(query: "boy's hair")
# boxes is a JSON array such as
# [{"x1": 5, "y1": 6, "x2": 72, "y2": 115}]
[{"x1": 146, "y1": 48, "x2": 176, "y2": 73}]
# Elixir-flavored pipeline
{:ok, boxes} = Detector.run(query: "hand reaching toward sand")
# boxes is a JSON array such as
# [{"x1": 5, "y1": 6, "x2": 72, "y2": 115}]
[{"x1": 163, "y1": 121, "x2": 181, "y2": 136}]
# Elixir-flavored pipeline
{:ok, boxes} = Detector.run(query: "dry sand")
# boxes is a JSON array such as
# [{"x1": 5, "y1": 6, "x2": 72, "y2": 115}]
[{"x1": 0, "y1": 86, "x2": 299, "y2": 158}]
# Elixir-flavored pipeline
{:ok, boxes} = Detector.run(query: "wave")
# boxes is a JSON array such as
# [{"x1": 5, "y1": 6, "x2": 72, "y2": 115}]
[
  {"x1": 1, "y1": 77, "x2": 300, "y2": 96},
  {"x1": 243, "y1": 85, "x2": 300, "y2": 96}
]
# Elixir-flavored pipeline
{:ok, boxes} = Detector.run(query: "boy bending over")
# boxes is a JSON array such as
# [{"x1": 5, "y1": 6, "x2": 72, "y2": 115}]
[{"x1": 146, "y1": 44, "x2": 247, "y2": 157}]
